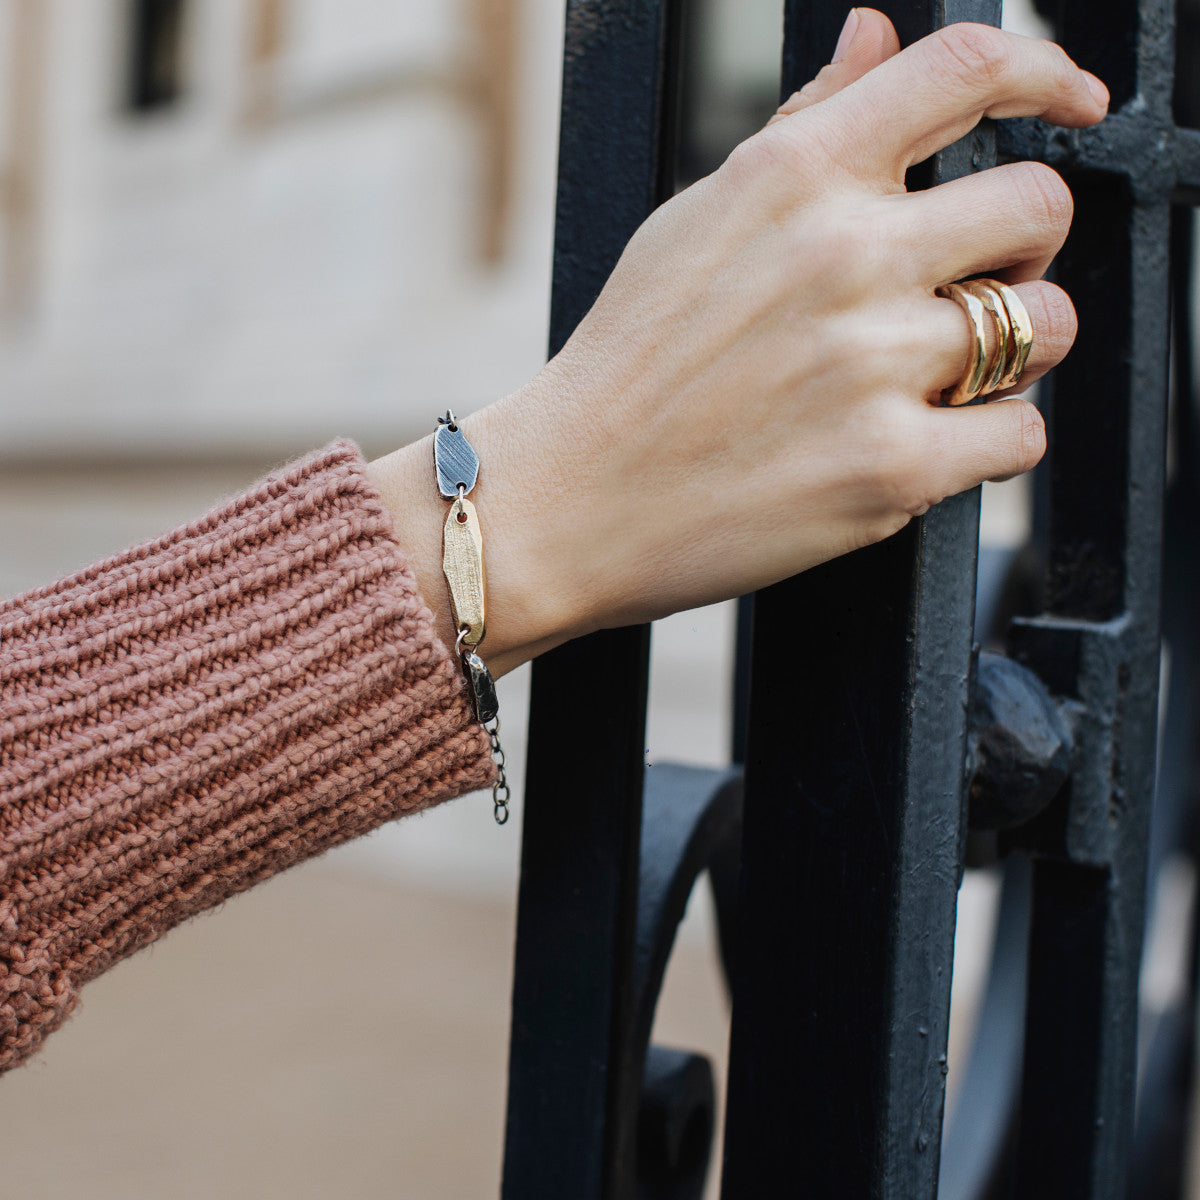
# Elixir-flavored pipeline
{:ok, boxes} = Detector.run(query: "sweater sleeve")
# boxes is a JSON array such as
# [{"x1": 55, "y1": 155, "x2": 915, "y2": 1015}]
[{"x1": 0, "y1": 439, "x2": 496, "y2": 1072}]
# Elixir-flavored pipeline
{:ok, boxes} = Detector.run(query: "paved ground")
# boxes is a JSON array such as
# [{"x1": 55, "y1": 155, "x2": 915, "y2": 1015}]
[{"x1": 0, "y1": 857, "x2": 732, "y2": 1200}]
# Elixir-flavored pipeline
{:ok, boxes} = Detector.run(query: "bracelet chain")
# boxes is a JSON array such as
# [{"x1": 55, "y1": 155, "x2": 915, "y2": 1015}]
[{"x1": 437, "y1": 409, "x2": 509, "y2": 826}]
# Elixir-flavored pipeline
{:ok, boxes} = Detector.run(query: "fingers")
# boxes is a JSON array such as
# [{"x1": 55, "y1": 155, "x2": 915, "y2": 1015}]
[
  {"x1": 798, "y1": 23, "x2": 1107, "y2": 184},
  {"x1": 862, "y1": 392, "x2": 1044, "y2": 525},
  {"x1": 770, "y1": 9, "x2": 902, "y2": 122},
  {"x1": 923, "y1": 397, "x2": 1047, "y2": 498},
  {"x1": 924, "y1": 279, "x2": 1076, "y2": 400},
  {"x1": 896, "y1": 161, "x2": 1074, "y2": 285}
]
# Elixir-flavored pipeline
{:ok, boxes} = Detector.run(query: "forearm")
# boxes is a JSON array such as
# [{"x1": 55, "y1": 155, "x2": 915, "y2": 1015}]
[{"x1": 0, "y1": 442, "x2": 494, "y2": 1073}]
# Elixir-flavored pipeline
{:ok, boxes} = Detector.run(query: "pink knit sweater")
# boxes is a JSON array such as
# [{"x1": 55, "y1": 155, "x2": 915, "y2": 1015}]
[{"x1": 0, "y1": 440, "x2": 496, "y2": 1072}]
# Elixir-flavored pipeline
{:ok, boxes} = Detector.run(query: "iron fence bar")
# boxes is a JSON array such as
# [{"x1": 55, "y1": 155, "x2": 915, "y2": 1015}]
[
  {"x1": 720, "y1": 3, "x2": 996, "y2": 1196},
  {"x1": 1010, "y1": 204, "x2": 1170, "y2": 1199},
  {"x1": 996, "y1": 120, "x2": 1199, "y2": 201},
  {"x1": 1005, "y1": 0, "x2": 1174, "y2": 1190},
  {"x1": 1129, "y1": 212, "x2": 1199, "y2": 1200},
  {"x1": 938, "y1": 855, "x2": 1031, "y2": 1200},
  {"x1": 505, "y1": 0, "x2": 1183, "y2": 1195},
  {"x1": 500, "y1": 1, "x2": 682, "y2": 1196}
]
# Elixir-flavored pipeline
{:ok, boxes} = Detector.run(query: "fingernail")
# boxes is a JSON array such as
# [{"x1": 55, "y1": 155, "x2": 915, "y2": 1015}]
[
  {"x1": 1084, "y1": 72, "x2": 1109, "y2": 107},
  {"x1": 832, "y1": 8, "x2": 859, "y2": 64}
]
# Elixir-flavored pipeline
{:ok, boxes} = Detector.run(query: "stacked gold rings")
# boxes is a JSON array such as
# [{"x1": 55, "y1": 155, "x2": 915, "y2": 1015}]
[{"x1": 936, "y1": 278, "x2": 1034, "y2": 406}]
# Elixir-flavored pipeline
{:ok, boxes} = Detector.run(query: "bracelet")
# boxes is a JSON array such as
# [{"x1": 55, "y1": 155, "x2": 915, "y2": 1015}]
[{"x1": 434, "y1": 410, "x2": 511, "y2": 825}]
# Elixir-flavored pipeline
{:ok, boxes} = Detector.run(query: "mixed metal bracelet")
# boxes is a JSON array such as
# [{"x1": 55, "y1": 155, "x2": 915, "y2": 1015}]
[{"x1": 433, "y1": 410, "x2": 511, "y2": 824}]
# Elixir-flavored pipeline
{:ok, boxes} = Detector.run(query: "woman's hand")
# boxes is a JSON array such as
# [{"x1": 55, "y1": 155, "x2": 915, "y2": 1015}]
[{"x1": 370, "y1": 11, "x2": 1109, "y2": 678}]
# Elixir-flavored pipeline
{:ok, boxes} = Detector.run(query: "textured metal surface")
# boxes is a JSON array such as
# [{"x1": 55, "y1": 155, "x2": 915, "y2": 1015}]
[
  {"x1": 966, "y1": 651, "x2": 1074, "y2": 832},
  {"x1": 1000, "y1": 0, "x2": 1170, "y2": 1189},
  {"x1": 441, "y1": 498, "x2": 485, "y2": 645},
  {"x1": 720, "y1": 4, "x2": 996, "y2": 1197},
  {"x1": 1132, "y1": 203, "x2": 1200, "y2": 1200},
  {"x1": 500, "y1": 2, "x2": 682, "y2": 1196},
  {"x1": 433, "y1": 420, "x2": 480, "y2": 498},
  {"x1": 630, "y1": 765, "x2": 742, "y2": 1058},
  {"x1": 460, "y1": 648, "x2": 498, "y2": 724}
]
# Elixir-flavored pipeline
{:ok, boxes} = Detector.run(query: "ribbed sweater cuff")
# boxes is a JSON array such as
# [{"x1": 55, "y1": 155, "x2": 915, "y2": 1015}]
[{"x1": 0, "y1": 440, "x2": 496, "y2": 1072}]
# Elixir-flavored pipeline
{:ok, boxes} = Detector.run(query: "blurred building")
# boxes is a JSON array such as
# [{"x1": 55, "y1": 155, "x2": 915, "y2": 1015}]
[{"x1": 0, "y1": 0, "x2": 562, "y2": 460}]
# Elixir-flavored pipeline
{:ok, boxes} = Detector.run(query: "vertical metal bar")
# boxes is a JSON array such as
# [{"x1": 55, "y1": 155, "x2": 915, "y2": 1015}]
[
  {"x1": 1010, "y1": 1, "x2": 1173, "y2": 1187},
  {"x1": 1128, "y1": 205, "x2": 1200, "y2": 1200},
  {"x1": 501, "y1": 2, "x2": 682, "y2": 1196},
  {"x1": 720, "y1": 2, "x2": 996, "y2": 1196}
]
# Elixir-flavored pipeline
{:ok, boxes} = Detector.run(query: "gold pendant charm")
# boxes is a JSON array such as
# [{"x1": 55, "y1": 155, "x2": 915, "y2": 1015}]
[{"x1": 443, "y1": 497, "x2": 486, "y2": 646}]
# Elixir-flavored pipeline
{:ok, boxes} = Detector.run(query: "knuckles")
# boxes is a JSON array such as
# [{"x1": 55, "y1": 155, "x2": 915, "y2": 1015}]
[
  {"x1": 790, "y1": 213, "x2": 873, "y2": 288},
  {"x1": 924, "y1": 22, "x2": 1088, "y2": 114},
  {"x1": 721, "y1": 107, "x2": 853, "y2": 201},
  {"x1": 853, "y1": 401, "x2": 939, "y2": 516},
  {"x1": 926, "y1": 23, "x2": 1012, "y2": 91},
  {"x1": 720, "y1": 130, "x2": 792, "y2": 191},
  {"x1": 733, "y1": 125, "x2": 807, "y2": 180},
  {"x1": 1044, "y1": 41, "x2": 1089, "y2": 109}
]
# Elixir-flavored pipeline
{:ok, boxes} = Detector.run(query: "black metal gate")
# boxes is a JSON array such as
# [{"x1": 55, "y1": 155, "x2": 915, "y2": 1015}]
[{"x1": 501, "y1": 1, "x2": 1200, "y2": 1196}]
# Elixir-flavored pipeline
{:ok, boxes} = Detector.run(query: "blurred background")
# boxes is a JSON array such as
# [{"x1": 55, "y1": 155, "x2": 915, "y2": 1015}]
[{"x1": 0, "y1": 2, "x2": 1156, "y2": 1199}]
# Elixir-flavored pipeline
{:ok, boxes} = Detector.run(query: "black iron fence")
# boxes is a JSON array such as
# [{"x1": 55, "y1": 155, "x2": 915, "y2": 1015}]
[{"x1": 501, "y1": 1, "x2": 1200, "y2": 1196}]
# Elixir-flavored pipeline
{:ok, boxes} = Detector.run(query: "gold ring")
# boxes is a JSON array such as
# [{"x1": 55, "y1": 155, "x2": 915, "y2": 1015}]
[
  {"x1": 936, "y1": 283, "x2": 989, "y2": 405},
  {"x1": 938, "y1": 278, "x2": 1035, "y2": 403},
  {"x1": 985, "y1": 279, "x2": 1033, "y2": 389},
  {"x1": 964, "y1": 280, "x2": 1011, "y2": 394}
]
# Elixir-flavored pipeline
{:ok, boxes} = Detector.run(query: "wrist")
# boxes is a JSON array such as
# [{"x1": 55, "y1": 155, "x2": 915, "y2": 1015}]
[{"x1": 366, "y1": 382, "x2": 587, "y2": 679}]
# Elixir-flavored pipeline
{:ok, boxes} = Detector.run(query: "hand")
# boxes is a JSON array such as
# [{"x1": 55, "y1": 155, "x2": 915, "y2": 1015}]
[{"x1": 370, "y1": 11, "x2": 1109, "y2": 678}]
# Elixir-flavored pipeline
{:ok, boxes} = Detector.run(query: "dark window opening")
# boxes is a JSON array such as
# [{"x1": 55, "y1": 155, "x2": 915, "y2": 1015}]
[
  {"x1": 1178, "y1": 0, "x2": 1200, "y2": 129},
  {"x1": 127, "y1": 0, "x2": 189, "y2": 113}
]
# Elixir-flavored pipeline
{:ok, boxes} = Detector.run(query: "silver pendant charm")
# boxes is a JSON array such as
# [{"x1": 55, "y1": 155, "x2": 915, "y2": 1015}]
[
  {"x1": 434, "y1": 416, "x2": 480, "y2": 498},
  {"x1": 462, "y1": 649, "x2": 499, "y2": 724}
]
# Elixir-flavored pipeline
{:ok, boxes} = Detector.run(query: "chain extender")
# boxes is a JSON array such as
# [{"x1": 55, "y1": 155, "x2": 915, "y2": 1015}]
[{"x1": 436, "y1": 410, "x2": 510, "y2": 824}]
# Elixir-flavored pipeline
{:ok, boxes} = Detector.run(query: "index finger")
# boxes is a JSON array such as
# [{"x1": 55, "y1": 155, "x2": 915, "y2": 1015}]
[{"x1": 804, "y1": 23, "x2": 1108, "y2": 184}]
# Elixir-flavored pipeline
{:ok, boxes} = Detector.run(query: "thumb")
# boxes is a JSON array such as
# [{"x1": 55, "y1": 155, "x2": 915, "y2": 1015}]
[{"x1": 768, "y1": 8, "x2": 902, "y2": 124}]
